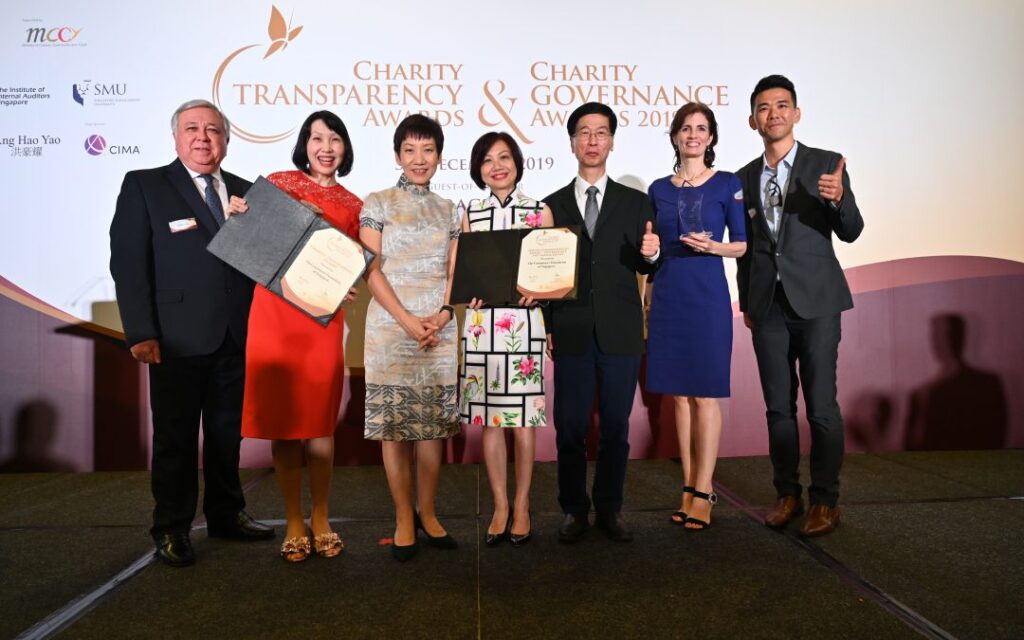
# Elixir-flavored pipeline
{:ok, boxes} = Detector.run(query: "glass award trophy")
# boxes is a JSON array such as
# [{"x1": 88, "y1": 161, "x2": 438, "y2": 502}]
[{"x1": 677, "y1": 189, "x2": 712, "y2": 240}]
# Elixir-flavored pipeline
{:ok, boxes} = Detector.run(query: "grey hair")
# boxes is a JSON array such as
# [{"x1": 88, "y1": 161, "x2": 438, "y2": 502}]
[{"x1": 170, "y1": 99, "x2": 231, "y2": 143}]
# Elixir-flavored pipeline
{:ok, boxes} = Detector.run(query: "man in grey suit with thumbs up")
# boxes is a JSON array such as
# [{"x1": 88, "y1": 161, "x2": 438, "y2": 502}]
[{"x1": 736, "y1": 75, "x2": 864, "y2": 537}]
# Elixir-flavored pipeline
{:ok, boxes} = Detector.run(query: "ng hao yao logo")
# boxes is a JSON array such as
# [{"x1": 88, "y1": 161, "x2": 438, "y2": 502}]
[{"x1": 212, "y1": 5, "x2": 302, "y2": 144}]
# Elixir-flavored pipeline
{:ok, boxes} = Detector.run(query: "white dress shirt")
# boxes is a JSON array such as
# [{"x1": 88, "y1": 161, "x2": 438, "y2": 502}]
[{"x1": 573, "y1": 172, "x2": 658, "y2": 262}]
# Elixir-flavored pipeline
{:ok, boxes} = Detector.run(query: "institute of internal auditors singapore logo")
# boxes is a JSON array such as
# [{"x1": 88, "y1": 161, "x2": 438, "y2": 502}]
[{"x1": 0, "y1": 86, "x2": 51, "y2": 108}]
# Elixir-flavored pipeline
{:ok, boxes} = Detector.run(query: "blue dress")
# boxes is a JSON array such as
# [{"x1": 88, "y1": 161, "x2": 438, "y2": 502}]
[{"x1": 646, "y1": 172, "x2": 746, "y2": 397}]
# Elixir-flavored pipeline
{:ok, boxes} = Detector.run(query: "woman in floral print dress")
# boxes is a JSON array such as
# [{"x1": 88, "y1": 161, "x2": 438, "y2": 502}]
[{"x1": 459, "y1": 132, "x2": 553, "y2": 546}]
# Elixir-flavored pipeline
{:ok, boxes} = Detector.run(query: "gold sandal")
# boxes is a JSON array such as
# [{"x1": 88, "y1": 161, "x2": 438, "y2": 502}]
[
  {"x1": 313, "y1": 531, "x2": 344, "y2": 558},
  {"x1": 280, "y1": 535, "x2": 311, "y2": 562}
]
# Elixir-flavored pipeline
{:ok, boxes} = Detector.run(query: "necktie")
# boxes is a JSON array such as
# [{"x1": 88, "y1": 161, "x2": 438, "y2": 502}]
[
  {"x1": 765, "y1": 173, "x2": 782, "y2": 239},
  {"x1": 584, "y1": 186, "x2": 599, "y2": 238},
  {"x1": 199, "y1": 174, "x2": 224, "y2": 227}
]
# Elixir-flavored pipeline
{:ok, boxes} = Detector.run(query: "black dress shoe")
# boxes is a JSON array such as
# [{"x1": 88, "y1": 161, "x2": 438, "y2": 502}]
[
  {"x1": 414, "y1": 512, "x2": 458, "y2": 549},
  {"x1": 154, "y1": 533, "x2": 195, "y2": 567},
  {"x1": 485, "y1": 513, "x2": 511, "y2": 547},
  {"x1": 557, "y1": 512, "x2": 589, "y2": 543},
  {"x1": 207, "y1": 510, "x2": 275, "y2": 541},
  {"x1": 391, "y1": 541, "x2": 419, "y2": 562},
  {"x1": 596, "y1": 512, "x2": 633, "y2": 542}
]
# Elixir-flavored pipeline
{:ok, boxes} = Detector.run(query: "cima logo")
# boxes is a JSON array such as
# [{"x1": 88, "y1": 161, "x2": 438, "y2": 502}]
[
  {"x1": 84, "y1": 135, "x2": 139, "y2": 156},
  {"x1": 84, "y1": 134, "x2": 105, "y2": 155},
  {"x1": 25, "y1": 26, "x2": 82, "y2": 44}
]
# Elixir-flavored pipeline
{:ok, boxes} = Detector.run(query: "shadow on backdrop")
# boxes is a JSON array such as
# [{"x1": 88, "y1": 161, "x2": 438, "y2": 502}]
[
  {"x1": 0, "y1": 400, "x2": 76, "y2": 472},
  {"x1": 846, "y1": 392, "x2": 895, "y2": 452},
  {"x1": 904, "y1": 313, "x2": 1008, "y2": 450}
]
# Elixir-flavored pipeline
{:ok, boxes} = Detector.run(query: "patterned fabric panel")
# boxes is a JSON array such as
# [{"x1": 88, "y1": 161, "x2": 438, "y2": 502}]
[{"x1": 363, "y1": 383, "x2": 460, "y2": 441}]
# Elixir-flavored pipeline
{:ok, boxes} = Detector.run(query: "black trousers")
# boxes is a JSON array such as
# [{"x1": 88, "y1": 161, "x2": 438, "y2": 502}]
[
  {"x1": 552, "y1": 333, "x2": 640, "y2": 516},
  {"x1": 751, "y1": 285, "x2": 844, "y2": 507},
  {"x1": 148, "y1": 335, "x2": 246, "y2": 538}
]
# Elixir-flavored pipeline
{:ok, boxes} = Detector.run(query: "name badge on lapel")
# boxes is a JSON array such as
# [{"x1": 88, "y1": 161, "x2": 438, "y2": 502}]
[
  {"x1": 168, "y1": 218, "x2": 198, "y2": 233},
  {"x1": 747, "y1": 208, "x2": 757, "y2": 219}
]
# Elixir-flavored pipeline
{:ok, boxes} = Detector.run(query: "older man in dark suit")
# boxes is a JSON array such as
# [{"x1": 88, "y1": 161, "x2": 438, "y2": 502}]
[
  {"x1": 736, "y1": 75, "x2": 864, "y2": 537},
  {"x1": 543, "y1": 102, "x2": 660, "y2": 543},
  {"x1": 110, "y1": 99, "x2": 273, "y2": 566}
]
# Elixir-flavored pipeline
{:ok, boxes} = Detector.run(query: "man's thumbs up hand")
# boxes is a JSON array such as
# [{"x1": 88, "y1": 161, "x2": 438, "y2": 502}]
[
  {"x1": 818, "y1": 156, "x2": 846, "y2": 204},
  {"x1": 641, "y1": 220, "x2": 660, "y2": 257}
]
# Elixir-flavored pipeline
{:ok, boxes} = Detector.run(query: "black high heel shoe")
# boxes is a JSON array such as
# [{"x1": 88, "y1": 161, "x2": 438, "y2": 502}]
[
  {"x1": 414, "y1": 512, "x2": 459, "y2": 549},
  {"x1": 509, "y1": 510, "x2": 532, "y2": 546},
  {"x1": 683, "y1": 489, "x2": 717, "y2": 532},
  {"x1": 390, "y1": 540, "x2": 418, "y2": 562},
  {"x1": 671, "y1": 486, "x2": 695, "y2": 526},
  {"x1": 485, "y1": 512, "x2": 511, "y2": 547}
]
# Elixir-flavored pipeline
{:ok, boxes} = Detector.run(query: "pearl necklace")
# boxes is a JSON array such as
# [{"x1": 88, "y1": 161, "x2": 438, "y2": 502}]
[{"x1": 675, "y1": 165, "x2": 708, "y2": 187}]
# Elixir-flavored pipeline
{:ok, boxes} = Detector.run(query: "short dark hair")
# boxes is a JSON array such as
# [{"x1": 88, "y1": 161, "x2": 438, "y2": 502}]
[
  {"x1": 468, "y1": 132, "x2": 524, "y2": 190},
  {"x1": 749, "y1": 75, "x2": 798, "y2": 113},
  {"x1": 566, "y1": 102, "x2": 617, "y2": 137},
  {"x1": 291, "y1": 110, "x2": 354, "y2": 177},
  {"x1": 393, "y1": 114, "x2": 444, "y2": 155},
  {"x1": 669, "y1": 102, "x2": 719, "y2": 170}
]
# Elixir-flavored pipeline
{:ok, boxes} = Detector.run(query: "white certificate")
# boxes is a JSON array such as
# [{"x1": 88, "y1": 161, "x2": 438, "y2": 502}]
[
  {"x1": 280, "y1": 228, "x2": 364, "y2": 318},
  {"x1": 516, "y1": 228, "x2": 578, "y2": 299}
]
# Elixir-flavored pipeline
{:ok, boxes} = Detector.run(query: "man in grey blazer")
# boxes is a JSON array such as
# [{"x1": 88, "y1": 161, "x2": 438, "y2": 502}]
[{"x1": 736, "y1": 75, "x2": 864, "y2": 537}]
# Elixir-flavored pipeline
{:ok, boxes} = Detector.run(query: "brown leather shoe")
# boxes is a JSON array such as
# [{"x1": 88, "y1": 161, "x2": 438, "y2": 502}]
[
  {"x1": 764, "y1": 496, "x2": 804, "y2": 529},
  {"x1": 799, "y1": 505, "x2": 841, "y2": 537}
]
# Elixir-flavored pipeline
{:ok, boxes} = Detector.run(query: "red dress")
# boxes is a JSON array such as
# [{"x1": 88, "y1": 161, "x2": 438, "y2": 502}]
[{"x1": 241, "y1": 171, "x2": 363, "y2": 440}]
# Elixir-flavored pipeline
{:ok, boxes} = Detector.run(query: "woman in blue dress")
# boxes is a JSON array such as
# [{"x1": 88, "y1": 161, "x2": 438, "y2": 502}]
[{"x1": 646, "y1": 102, "x2": 747, "y2": 530}]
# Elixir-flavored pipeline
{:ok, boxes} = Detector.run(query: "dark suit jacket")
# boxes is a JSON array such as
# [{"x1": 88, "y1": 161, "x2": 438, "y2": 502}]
[
  {"x1": 543, "y1": 177, "x2": 657, "y2": 355},
  {"x1": 736, "y1": 144, "x2": 863, "y2": 322},
  {"x1": 109, "y1": 158, "x2": 254, "y2": 358}
]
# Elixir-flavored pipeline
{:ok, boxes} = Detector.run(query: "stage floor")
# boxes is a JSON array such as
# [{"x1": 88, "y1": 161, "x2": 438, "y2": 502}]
[{"x1": 2, "y1": 451, "x2": 1022, "y2": 639}]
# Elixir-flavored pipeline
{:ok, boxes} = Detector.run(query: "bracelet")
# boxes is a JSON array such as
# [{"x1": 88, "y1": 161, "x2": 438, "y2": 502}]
[{"x1": 440, "y1": 304, "x2": 455, "y2": 319}]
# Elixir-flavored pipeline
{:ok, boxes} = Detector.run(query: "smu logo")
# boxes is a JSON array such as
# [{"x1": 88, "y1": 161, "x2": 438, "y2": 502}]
[{"x1": 73, "y1": 83, "x2": 128, "y2": 106}]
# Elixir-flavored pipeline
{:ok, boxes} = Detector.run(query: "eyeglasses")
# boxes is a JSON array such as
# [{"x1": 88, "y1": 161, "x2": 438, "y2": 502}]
[
  {"x1": 765, "y1": 174, "x2": 782, "y2": 208},
  {"x1": 574, "y1": 128, "x2": 611, "y2": 142}
]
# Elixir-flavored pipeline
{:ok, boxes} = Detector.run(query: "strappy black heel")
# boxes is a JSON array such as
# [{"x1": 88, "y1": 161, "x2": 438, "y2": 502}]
[
  {"x1": 670, "y1": 486, "x2": 696, "y2": 525},
  {"x1": 684, "y1": 489, "x2": 717, "y2": 531}
]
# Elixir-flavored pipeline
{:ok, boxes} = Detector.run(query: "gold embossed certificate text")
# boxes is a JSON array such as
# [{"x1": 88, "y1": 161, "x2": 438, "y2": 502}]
[{"x1": 516, "y1": 228, "x2": 578, "y2": 299}]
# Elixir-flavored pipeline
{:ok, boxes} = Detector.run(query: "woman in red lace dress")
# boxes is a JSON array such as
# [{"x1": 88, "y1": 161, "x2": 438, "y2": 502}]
[{"x1": 232, "y1": 111, "x2": 362, "y2": 562}]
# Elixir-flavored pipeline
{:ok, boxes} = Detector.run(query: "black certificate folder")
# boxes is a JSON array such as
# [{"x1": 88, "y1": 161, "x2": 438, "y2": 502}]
[
  {"x1": 207, "y1": 176, "x2": 372, "y2": 326},
  {"x1": 450, "y1": 227, "x2": 580, "y2": 305}
]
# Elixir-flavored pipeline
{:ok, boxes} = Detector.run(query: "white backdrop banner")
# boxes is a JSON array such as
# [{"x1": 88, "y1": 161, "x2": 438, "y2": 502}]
[{"x1": 2, "y1": 0, "x2": 1022, "y2": 325}]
